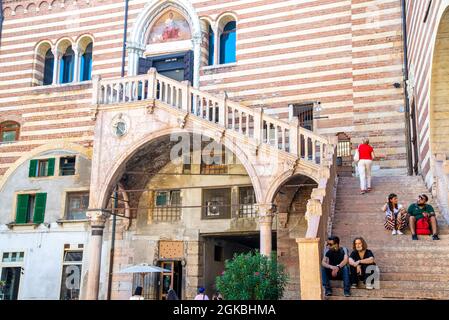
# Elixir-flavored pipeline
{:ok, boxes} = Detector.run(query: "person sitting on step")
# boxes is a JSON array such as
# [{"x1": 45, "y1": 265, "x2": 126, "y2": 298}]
[
  {"x1": 348, "y1": 237, "x2": 377, "y2": 290},
  {"x1": 408, "y1": 194, "x2": 440, "y2": 241},
  {"x1": 382, "y1": 193, "x2": 407, "y2": 235},
  {"x1": 321, "y1": 236, "x2": 351, "y2": 297}
]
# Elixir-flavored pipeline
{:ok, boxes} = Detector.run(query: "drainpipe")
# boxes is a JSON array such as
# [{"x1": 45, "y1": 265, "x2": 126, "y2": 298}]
[
  {"x1": 0, "y1": 0, "x2": 4, "y2": 47},
  {"x1": 401, "y1": 0, "x2": 414, "y2": 176},
  {"x1": 106, "y1": 185, "x2": 118, "y2": 300},
  {"x1": 121, "y1": 0, "x2": 129, "y2": 77}
]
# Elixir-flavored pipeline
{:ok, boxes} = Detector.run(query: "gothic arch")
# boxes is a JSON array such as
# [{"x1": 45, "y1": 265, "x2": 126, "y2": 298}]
[{"x1": 127, "y1": 0, "x2": 202, "y2": 86}]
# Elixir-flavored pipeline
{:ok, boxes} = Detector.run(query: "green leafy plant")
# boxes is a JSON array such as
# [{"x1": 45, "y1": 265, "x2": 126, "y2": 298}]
[{"x1": 215, "y1": 251, "x2": 288, "y2": 300}]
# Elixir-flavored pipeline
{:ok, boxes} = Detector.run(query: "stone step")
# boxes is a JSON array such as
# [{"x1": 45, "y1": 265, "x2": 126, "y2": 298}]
[
  {"x1": 331, "y1": 280, "x2": 449, "y2": 290},
  {"x1": 379, "y1": 272, "x2": 449, "y2": 282},
  {"x1": 328, "y1": 287, "x2": 449, "y2": 300}
]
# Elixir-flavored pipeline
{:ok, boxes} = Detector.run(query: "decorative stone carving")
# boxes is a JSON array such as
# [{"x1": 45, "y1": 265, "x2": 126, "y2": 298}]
[
  {"x1": 111, "y1": 113, "x2": 130, "y2": 137},
  {"x1": 86, "y1": 210, "x2": 110, "y2": 227},
  {"x1": 178, "y1": 113, "x2": 189, "y2": 128},
  {"x1": 278, "y1": 212, "x2": 289, "y2": 228},
  {"x1": 147, "y1": 100, "x2": 156, "y2": 114}
]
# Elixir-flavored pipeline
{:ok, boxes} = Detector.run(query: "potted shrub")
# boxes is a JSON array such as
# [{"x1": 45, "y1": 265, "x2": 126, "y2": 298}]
[{"x1": 215, "y1": 251, "x2": 288, "y2": 300}]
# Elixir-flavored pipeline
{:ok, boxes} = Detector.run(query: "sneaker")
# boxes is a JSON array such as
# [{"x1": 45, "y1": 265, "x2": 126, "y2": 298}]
[
  {"x1": 396, "y1": 230, "x2": 404, "y2": 235},
  {"x1": 432, "y1": 234, "x2": 440, "y2": 240},
  {"x1": 344, "y1": 292, "x2": 351, "y2": 297},
  {"x1": 391, "y1": 229, "x2": 397, "y2": 235},
  {"x1": 325, "y1": 289, "x2": 332, "y2": 296},
  {"x1": 351, "y1": 283, "x2": 357, "y2": 289},
  {"x1": 360, "y1": 190, "x2": 366, "y2": 195},
  {"x1": 367, "y1": 188, "x2": 372, "y2": 192},
  {"x1": 366, "y1": 283, "x2": 374, "y2": 290},
  {"x1": 412, "y1": 234, "x2": 418, "y2": 240}
]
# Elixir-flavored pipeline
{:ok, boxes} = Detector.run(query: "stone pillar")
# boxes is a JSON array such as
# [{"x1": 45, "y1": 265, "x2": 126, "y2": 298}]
[
  {"x1": 296, "y1": 238, "x2": 322, "y2": 300},
  {"x1": 52, "y1": 49, "x2": 61, "y2": 85},
  {"x1": 258, "y1": 204, "x2": 274, "y2": 256},
  {"x1": 193, "y1": 36, "x2": 202, "y2": 88},
  {"x1": 126, "y1": 42, "x2": 145, "y2": 76},
  {"x1": 73, "y1": 47, "x2": 81, "y2": 82},
  {"x1": 85, "y1": 210, "x2": 109, "y2": 300},
  {"x1": 213, "y1": 26, "x2": 220, "y2": 65}
]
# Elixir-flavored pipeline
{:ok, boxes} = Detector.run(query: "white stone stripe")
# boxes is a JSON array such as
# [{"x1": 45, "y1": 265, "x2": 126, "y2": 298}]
[
  {"x1": 201, "y1": 68, "x2": 352, "y2": 91},
  {"x1": 353, "y1": 77, "x2": 403, "y2": 86},
  {"x1": 195, "y1": 0, "x2": 266, "y2": 13},
  {"x1": 353, "y1": 30, "x2": 400, "y2": 42},
  {"x1": 352, "y1": 7, "x2": 401, "y2": 20},
  {"x1": 351, "y1": 0, "x2": 399, "y2": 9},
  {"x1": 231, "y1": 78, "x2": 353, "y2": 97},
  {"x1": 354, "y1": 99, "x2": 404, "y2": 108},
  {"x1": 21, "y1": 126, "x2": 94, "y2": 137},
  {"x1": 238, "y1": 23, "x2": 351, "y2": 45},
  {"x1": 23, "y1": 107, "x2": 92, "y2": 118},
  {"x1": 22, "y1": 117, "x2": 93, "y2": 127},
  {"x1": 353, "y1": 88, "x2": 401, "y2": 98},
  {"x1": 352, "y1": 64, "x2": 403, "y2": 75},
  {"x1": 200, "y1": 56, "x2": 351, "y2": 81},
  {"x1": 351, "y1": 19, "x2": 401, "y2": 31},
  {"x1": 240, "y1": 88, "x2": 353, "y2": 105},
  {"x1": 352, "y1": 54, "x2": 400, "y2": 64},
  {"x1": 239, "y1": 34, "x2": 352, "y2": 55},
  {"x1": 352, "y1": 43, "x2": 394, "y2": 52},
  {"x1": 238, "y1": 11, "x2": 350, "y2": 34},
  {"x1": 0, "y1": 59, "x2": 34, "y2": 68},
  {"x1": 237, "y1": 45, "x2": 352, "y2": 65},
  {"x1": 239, "y1": 1, "x2": 350, "y2": 24}
]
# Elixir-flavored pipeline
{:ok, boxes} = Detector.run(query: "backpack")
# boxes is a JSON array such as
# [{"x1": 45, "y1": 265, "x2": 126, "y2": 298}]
[{"x1": 416, "y1": 217, "x2": 431, "y2": 235}]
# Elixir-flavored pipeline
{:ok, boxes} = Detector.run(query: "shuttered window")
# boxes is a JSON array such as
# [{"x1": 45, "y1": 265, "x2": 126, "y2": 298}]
[
  {"x1": 15, "y1": 193, "x2": 46, "y2": 224},
  {"x1": 29, "y1": 158, "x2": 55, "y2": 177}
]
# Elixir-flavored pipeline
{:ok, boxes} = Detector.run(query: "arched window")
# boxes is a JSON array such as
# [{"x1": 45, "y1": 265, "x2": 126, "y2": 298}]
[
  {"x1": 219, "y1": 21, "x2": 236, "y2": 64},
  {"x1": 208, "y1": 25, "x2": 215, "y2": 66},
  {"x1": 60, "y1": 46, "x2": 75, "y2": 84},
  {"x1": 43, "y1": 49, "x2": 54, "y2": 86},
  {"x1": 0, "y1": 121, "x2": 20, "y2": 143},
  {"x1": 80, "y1": 42, "x2": 93, "y2": 81}
]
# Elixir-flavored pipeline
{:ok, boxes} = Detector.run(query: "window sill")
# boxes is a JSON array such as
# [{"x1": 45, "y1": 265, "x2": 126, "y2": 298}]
[
  {"x1": 0, "y1": 141, "x2": 18, "y2": 146},
  {"x1": 202, "y1": 62, "x2": 237, "y2": 71},
  {"x1": 29, "y1": 81, "x2": 92, "y2": 94},
  {"x1": 56, "y1": 219, "x2": 89, "y2": 225},
  {"x1": 6, "y1": 222, "x2": 47, "y2": 230}
]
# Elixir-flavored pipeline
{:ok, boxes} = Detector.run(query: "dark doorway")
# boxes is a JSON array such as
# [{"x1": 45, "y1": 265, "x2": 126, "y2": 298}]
[
  {"x1": 200, "y1": 233, "x2": 276, "y2": 298},
  {"x1": 138, "y1": 51, "x2": 193, "y2": 83},
  {"x1": 158, "y1": 260, "x2": 182, "y2": 300},
  {"x1": 0, "y1": 267, "x2": 21, "y2": 300},
  {"x1": 336, "y1": 132, "x2": 353, "y2": 177}
]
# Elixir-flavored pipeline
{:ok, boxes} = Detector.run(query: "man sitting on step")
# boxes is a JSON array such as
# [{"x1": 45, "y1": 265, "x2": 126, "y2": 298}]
[
  {"x1": 408, "y1": 194, "x2": 440, "y2": 241},
  {"x1": 321, "y1": 236, "x2": 351, "y2": 297}
]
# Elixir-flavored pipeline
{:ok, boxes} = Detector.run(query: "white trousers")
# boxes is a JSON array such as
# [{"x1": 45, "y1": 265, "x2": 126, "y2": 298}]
[{"x1": 358, "y1": 159, "x2": 373, "y2": 190}]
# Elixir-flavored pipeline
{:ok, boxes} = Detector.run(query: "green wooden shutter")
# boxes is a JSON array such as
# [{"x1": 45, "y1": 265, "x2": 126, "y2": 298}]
[
  {"x1": 16, "y1": 194, "x2": 30, "y2": 224},
  {"x1": 47, "y1": 158, "x2": 55, "y2": 176},
  {"x1": 29, "y1": 160, "x2": 38, "y2": 177},
  {"x1": 33, "y1": 193, "x2": 47, "y2": 224}
]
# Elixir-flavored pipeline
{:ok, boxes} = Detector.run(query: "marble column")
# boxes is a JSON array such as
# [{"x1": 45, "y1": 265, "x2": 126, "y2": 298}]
[
  {"x1": 85, "y1": 210, "x2": 109, "y2": 300},
  {"x1": 52, "y1": 49, "x2": 61, "y2": 85},
  {"x1": 258, "y1": 204, "x2": 275, "y2": 257}
]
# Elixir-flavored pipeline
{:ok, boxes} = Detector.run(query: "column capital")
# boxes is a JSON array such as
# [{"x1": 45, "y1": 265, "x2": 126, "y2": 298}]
[
  {"x1": 86, "y1": 209, "x2": 110, "y2": 227},
  {"x1": 126, "y1": 41, "x2": 145, "y2": 54},
  {"x1": 257, "y1": 203, "x2": 276, "y2": 224}
]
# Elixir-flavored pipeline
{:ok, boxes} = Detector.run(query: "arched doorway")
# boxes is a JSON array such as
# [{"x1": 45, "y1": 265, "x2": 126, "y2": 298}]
[
  {"x1": 95, "y1": 133, "x2": 262, "y2": 300},
  {"x1": 271, "y1": 174, "x2": 318, "y2": 300},
  {"x1": 128, "y1": 0, "x2": 202, "y2": 86}
]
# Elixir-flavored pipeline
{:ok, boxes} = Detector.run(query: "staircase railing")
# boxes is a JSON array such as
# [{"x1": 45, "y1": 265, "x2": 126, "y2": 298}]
[{"x1": 92, "y1": 69, "x2": 332, "y2": 166}]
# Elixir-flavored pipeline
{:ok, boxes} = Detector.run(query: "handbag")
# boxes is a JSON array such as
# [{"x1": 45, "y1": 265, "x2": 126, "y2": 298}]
[{"x1": 353, "y1": 149, "x2": 360, "y2": 162}]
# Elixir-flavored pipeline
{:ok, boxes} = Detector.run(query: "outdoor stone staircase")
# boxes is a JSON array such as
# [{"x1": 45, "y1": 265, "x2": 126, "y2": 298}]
[
  {"x1": 328, "y1": 176, "x2": 449, "y2": 300},
  {"x1": 93, "y1": 70, "x2": 332, "y2": 168}
]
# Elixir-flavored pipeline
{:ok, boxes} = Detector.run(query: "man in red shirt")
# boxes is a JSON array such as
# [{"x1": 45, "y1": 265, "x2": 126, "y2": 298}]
[{"x1": 357, "y1": 138, "x2": 375, "y2": 194}]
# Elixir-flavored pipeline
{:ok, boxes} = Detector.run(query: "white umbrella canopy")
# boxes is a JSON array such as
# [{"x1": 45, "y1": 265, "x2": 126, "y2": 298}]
[{"x1": 118, "y1": 263, "x2": 171, "y2": 274}]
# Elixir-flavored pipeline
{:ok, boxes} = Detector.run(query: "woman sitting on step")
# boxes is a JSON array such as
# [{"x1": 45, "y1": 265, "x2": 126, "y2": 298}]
[{"x1": 382, "y1": 193, "x2": 407, "y2": 235}]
